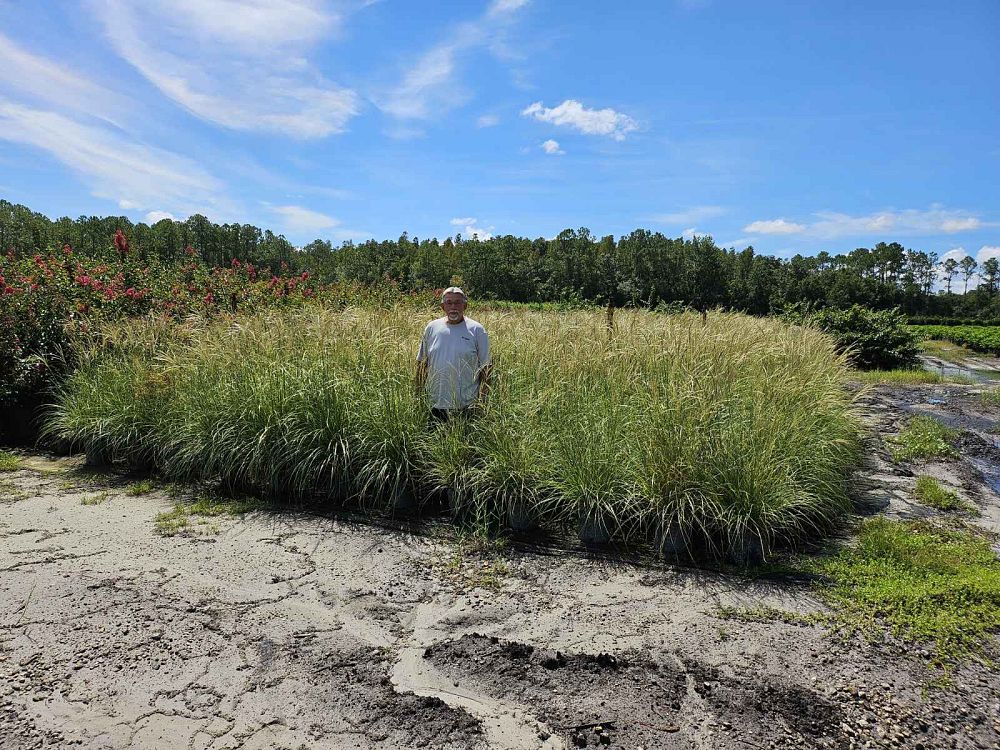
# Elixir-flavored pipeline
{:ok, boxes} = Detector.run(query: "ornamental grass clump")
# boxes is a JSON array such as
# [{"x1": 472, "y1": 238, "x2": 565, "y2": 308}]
[{"x1": 48, "y1": 306, "x2": 861, "y2": 561}]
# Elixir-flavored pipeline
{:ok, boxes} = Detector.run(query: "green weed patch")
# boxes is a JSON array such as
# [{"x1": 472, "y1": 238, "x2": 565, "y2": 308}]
[
  {"x1": 125, "y1": 480, "x2": 155, "y2": 496},
  {"x1": 0, "y1": 450, "x2": 21, "y2": 472},
  {"x1": 153, "y1": 494, "x2": 266, "y2": 537},
  {"x1": 890, "y1": 416, "x2": 958, "y2": 461},
  {"x1": 808, "y1": 518, "x2": 1000, "y2": 661},
  {"x1": 854, "y1": 369, "x2": 944, "y2": 385},
  {"x1": 913, "y1": 476, "x2": 970, "y2": 512}
]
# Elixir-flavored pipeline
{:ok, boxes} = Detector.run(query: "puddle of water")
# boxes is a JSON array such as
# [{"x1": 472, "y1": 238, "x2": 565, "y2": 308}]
[
  {"x1": 920, "y1": 356, "x2": 1000, "y2": 385},
  {"x1": 968, "y1": 456, "x2": 1000, "y2": 495}
]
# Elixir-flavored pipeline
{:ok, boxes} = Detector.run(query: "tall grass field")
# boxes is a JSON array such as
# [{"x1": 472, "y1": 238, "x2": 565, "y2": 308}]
[{"x1": 47, "y1": 306, "x2": 861, "y2": 562}]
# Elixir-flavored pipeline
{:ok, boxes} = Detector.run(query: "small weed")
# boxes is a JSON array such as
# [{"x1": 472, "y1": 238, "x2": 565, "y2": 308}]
[
  {"x1": 58, "y1": 479, "x2": 80, "y2": 491},
  {"x1": 81, "y1": 492, "x2": 109, "y2": 505},
  {"x1": 913, "y1": 476, "x2": 972, "y2": 513},
  {"x1": 889, "y1": 415, "x2": 959, "y2": 462},
  {"x1": 715, "y1": 605, "x2": 822, "y2": 627},
  {"x1": 805, "y1": 517, "x2": 1000, "y2": 662},
  {"x1": 0, "y1": 450, "x2": 21, "y2": 472},
  {"x1": 433, "y1": 530, "x2": 511, "y2": 591},
  {"x1": 153, "y1": 493, "x2": 264, "y2": 537},
  {"x1": 125, "y1": 480, "x2": 155, "y2": 496},
  {"x1": 0, "y1": 480, "x2": 28, "y2": 503},
  {"x1": 980, "y1": 387, "x2": 1000, "y2": 408},
  {"x1": 154, "y1": 505, "x2": 191, "y2": 536}
]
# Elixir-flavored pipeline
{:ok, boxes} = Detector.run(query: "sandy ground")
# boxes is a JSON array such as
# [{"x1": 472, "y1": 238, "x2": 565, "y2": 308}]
[{"x1": 2, "y1": 386, "x2": 1000, "y2": 749}]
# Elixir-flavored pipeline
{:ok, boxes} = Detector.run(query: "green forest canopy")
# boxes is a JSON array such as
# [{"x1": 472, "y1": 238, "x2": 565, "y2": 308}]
[{"x1": 3, "y1": 198, "x2": 997, "y2": 318}]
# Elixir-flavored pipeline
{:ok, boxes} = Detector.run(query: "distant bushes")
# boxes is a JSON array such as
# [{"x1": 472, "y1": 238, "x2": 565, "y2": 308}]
[
  {"x1": 907, "y1": 316, "x2": 1000, "y2": 327},
  {"x1": 807, "y1": 306, "x2": 920, "y2": 370},
  {"x1": 911, "y1": 325, "x2": 1000, "y2": 356},
  {"x1": 47, "y1": 307, "x2": 861, "y2": 563}
]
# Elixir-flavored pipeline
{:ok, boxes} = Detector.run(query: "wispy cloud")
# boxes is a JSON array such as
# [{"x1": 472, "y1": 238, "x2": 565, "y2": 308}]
[
  {"x1": 521, "y1": 99, "x2": 638, "y2": 141},
  {"x1": 145, "y1": 210, "x2": 175, "y2": 223},
  {"x1": 0, "y1": 99, "x2": 226, "y2": 216},
  {"x1": 541, "y1": 139, "x2": 564, "y2": 155},
  {"x1": 268, "y1": 203, "x2": 370, "y2": 241},
  {"x1": 651, "y1": 205, "x2": 725, "y2": 225},
  {"x1": 0, "y1": 32, "x2": 125, "y2": 126},
  {"x1": 378, "y1": 1, "x2": 529, "y2": 120},
  {"x1": 91, "y1": 0, "x2": 359, "y2": 138},
  {"x1": 744, "y1": 218, "x2": 806, "y2": 235},
  {"x1": 450, "y1": 216, "x2": 494, "y2": 240},
  {"x1": 743, "y1": 207, "x2": 992, "y2": 239},
  {"x1": 477, "y1": 114, "x2": 500, "y2": 128},
  {"x1": 488, "y1": 0, "x2": 530, "y2": 16}
]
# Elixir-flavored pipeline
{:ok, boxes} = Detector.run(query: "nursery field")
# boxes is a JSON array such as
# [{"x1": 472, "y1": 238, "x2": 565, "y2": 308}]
[
  {"x1": 47, "y1": 305, "x2": 861, "y2": 563},
  {"x1": 912, "y1": 324, "x2": 1000, "y2": 356}
]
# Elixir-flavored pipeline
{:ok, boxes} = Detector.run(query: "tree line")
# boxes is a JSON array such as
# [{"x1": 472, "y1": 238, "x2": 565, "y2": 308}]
[{"x1": 3, "y1": 198, "x2": 998, "y2": 319}]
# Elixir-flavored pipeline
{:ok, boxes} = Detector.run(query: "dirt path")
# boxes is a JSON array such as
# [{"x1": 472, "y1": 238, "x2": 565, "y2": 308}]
[{"x1": 2, "y1": 387, "x2": 999, "y2": 749}]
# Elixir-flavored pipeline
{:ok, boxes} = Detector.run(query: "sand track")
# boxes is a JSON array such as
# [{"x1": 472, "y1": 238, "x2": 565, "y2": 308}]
[{"x1": 2, "y1": 386, "x2": 999, "y2": 749}]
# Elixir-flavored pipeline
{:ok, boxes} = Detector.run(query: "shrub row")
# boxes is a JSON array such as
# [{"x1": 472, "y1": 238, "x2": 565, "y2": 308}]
[
  {"x1": 911, "y1": 325, "x2": 1000, "y2": 356},
  {"x1": 47, "y1": 307, "x2": 861, "y2": 564}
]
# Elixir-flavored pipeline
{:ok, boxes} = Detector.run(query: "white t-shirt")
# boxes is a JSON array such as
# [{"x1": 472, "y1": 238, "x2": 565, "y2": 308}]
[{"x1": 416, "y1": 317, "x2": 491, "y2": 409}]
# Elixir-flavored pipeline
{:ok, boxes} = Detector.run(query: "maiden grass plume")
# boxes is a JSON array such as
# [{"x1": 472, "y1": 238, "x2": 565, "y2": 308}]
[{"x1": 48, "y1": 306, "x2": 861, "y2": 560}]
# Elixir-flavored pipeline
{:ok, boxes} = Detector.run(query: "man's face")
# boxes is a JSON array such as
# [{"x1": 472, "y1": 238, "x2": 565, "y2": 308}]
[{"x1": 441, "y1": 293, "x2": 467, "y2": 323}]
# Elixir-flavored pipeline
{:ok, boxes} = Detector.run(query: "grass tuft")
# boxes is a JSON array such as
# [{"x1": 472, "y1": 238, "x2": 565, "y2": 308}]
[
  {"x1": 889, "y1": 415, "x2": 958, "y2": 462},
  {"x1": 125, "y1": 480, "x2": 155, "y2": 496},
  {"x1": 913, "y1": 476, "x2": 971, "y2": 513},
  {"x1": 980, "y1": 387, "x2": 1000, "y2": 407},
  {"x1": 81, "y1": 492, "x2": 109, "y2": 505},
  {"x1": 808, "y1": 518, "x2": 1000, "y2": 661},
  {"x1": 854, "y1": 369, "x2": 943, "y2": 385},
  {"x1": 0, "y1": 450, "x2": 21, "y2": 472},
  {"x1": 0, "y1": 480, "x2": 28, "y2": 503},
  {"x1": 153, "y1": 493, "x2": 265, "y2": 536},
  {"x1": 433, "y1": 530, "x2": 511, "y2": 591}
]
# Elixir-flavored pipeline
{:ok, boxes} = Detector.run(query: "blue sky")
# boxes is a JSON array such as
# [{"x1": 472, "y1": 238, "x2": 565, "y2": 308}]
[{"x1": 0, "y1": 0, "x2": 997, "y2": 266}]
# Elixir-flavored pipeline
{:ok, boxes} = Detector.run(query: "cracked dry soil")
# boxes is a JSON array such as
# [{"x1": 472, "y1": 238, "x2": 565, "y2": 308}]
[{"x1": 2, "y1": 384, "x2": 999, "y2": 749}]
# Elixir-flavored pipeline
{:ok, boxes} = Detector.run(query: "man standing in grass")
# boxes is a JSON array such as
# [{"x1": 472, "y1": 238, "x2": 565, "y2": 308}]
[{"x1": 415, "y1": 287, "x2": 492, "y2": 421}]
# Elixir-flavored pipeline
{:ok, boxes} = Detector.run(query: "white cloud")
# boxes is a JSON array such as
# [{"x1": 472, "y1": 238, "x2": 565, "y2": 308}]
[
  {"x1": 92, "y1": 0, "x2": 359, "y2": 138},
  {"x1": 268, "y1": 203, "x2": 370, "y2": 241},
  {"x1": 477, "y1": 114, "x2": 500, "y2": 128},
  {"x1": 521, "y1": 99, "x2": 638, "y2": 141},
  {"x1": 379, "y1": 2, "x2": 529, "y2": 121},
  {"x1": 940, "y1": 217, "x2": 981, "y2": 232},
  {"x1": 743, "y1": 207, "x2": 992, "y2": 239},
  {"x1": 0, "y1": 99, "x2": 225, "y2": 216},
  {"x1": 450, "y1": 216, "x2": 494, "y2": 240},
  {"x1": 743, "y1": 219, "x2": 806, "y2": 235},
  {"x1": 270, "y1": 205, "x2": 340, "y2": 232},
  {"x1": 145, "y1": 210, "x2": 176, "y2": 224},
  {"x1": 0, "y1": 32, "x2": 126, "y2": 126},
  {"x1": 379, "y1": 35, "x2": 476, "y2": 119},
  {"x1": 652, "y1": 205, "x2": 725, "y2": 225},
  {"x1": 541, "y1": 139, "x2": 564, "y2": 155},
  {"x1": 717, "y1": 237, "x2": 752, "y2": 249},
  {"x1": 489, "y1": 0, "x2": 530, "y2": 16},
  {"x1": 977, "y1": 245, "x2": 1000, "y2": 264}
]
